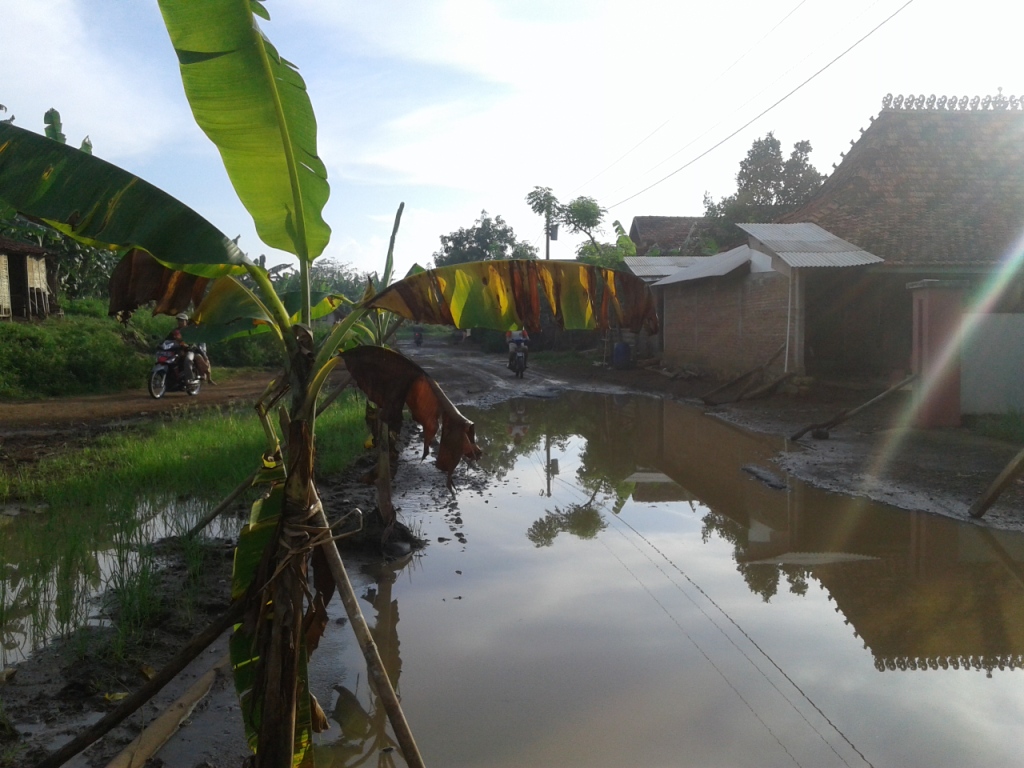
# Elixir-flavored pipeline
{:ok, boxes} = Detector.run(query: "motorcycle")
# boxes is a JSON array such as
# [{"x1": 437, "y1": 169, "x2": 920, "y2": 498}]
[
  {"x1": 148, "y1": 340, "x2": 201, "y2": 399},
  {"x1": 510, "y1": 339, "x2": 526, "y2": 378}
]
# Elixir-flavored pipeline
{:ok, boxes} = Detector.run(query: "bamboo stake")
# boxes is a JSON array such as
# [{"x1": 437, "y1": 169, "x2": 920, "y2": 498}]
[
  {"x1": 736, "y1": 371, "x2": 794, "y2": 402},
  {"x1": 185, "y1": 470, "x2": 258, "y2": 539},
  {"x1": 105, "y1": 655, "x2": 231, "y2": 768},
  {"x1": 36, "y1": 598, "x2": 247, "y2": 768},
  {"x1": 969, "y1": 447, "x2": 1024, "y2": 519},
  {"x1": 700, "y1": 343, "x2": 786, "y2": 405},
  {"x1": 789, "y1": 373, "x2": 916, "y2": 441},
  {"x1": 312, "y1": 506, "x2": 426, "y2": 768}
]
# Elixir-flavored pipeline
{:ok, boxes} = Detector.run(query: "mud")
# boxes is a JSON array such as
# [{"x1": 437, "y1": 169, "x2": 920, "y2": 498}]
[{"x1": 1, "y1": 341, "x2": 1022, "y2": 767}]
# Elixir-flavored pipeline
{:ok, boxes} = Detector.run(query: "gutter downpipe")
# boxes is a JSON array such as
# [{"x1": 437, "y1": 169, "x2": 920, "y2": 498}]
[{"x1": 784, "y1": 268, "x2": 793, "y2": 373}]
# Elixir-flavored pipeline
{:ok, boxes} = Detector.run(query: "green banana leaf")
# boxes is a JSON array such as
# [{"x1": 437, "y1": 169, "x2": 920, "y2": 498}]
[
  {"x1": 365, "y1": 259, "x2": 660, "y2": 334},
  {"x1": 0, "y1": 122, "x2": 244, "y2": 277},
  {"x1": 189, "y1": 275, "x2": 346, "y2": 343},
  {"x1": 157, "y1": 0, "x2": 331, "y2": 261}
]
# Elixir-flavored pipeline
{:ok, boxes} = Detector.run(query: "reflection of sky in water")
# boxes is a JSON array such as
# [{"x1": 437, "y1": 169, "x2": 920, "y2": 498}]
[
  {"x1": 311, "y1": 393, "x2": 1024, "y2": 768},
  {"x1": 1, "y1": 495, "x2": 244, "y2": 666}
]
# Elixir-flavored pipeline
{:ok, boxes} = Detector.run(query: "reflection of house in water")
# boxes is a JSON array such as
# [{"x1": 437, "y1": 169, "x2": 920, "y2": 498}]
[
  {"x1": 623, "y1": 470, "x2": 693, "y2": 503},
  {"x1": 583, "y1": 393, "x2": 1024, "y2": 675}
]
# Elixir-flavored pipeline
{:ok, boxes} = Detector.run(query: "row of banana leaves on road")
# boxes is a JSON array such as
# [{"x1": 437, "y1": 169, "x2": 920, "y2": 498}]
[{"x1": 0, "y1": 2, "x2": 658, "y2": 766}]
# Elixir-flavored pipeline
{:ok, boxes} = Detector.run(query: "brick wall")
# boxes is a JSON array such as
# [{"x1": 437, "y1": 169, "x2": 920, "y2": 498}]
[{"x1": 660, "y1": 270, "x2": 790, "y2": 376}]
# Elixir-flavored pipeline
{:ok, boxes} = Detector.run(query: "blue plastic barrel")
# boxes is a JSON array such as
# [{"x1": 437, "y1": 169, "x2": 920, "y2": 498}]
[{"x1": 612, "y1": 342, "x2": 632, "y2": 369}]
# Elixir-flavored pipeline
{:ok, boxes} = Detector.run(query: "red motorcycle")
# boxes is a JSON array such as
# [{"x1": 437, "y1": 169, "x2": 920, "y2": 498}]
[{"x1": 148, "y1": 341, "x2": 201, "y2": 398}]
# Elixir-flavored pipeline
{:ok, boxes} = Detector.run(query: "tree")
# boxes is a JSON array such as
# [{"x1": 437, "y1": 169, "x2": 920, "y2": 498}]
[
  {"x1": 576, "y1": 219, "x2": 635, "y2": 270},
  {"x1": 0, "y1": 3, "x2": 658, "y2": 766},
  {"x1": 432, "y1": 210, "x2": 537, "y2": 267},
  {"x1": 703, "y1": 132, "x2": 824, "y2": 247},
  {"x1": 526, "y1": 186, "x2": 607, "y2": 255}
]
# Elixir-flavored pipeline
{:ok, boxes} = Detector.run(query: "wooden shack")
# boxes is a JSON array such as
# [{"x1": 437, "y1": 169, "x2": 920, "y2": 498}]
[{"x1": 0, "y1": 236, "x2": 55, "y2": 319}]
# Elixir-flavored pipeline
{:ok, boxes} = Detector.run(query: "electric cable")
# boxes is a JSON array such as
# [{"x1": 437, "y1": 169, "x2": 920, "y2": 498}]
[
  {"x1": 548, "y1": 472, "x2": 873, "y2": 766},
  {"x1": 570, "y1": 0, "x2": 811, "y2": 195},
  {"x1": 606, "y1": 0, "x2": 917, "y2": 210},
  {"x1": 612, "y1": 511, "x2": 878, "y2": 768},
  {"x1": 597, "y1": 528, "x2": 806, "y2": 768}
]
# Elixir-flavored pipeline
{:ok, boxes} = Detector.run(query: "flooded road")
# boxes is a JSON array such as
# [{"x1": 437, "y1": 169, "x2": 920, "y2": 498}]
[{"x1": 312, "y1": 391, "x2": 1024, "y2": 768}]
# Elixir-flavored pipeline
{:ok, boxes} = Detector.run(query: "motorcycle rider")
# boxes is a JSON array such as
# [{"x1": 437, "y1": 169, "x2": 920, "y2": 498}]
[
  {"x1": 506, "y1": 326, "x2": 529, "y2": 370},
  {"x1": 168, "y1": 312, "x2": 216, "y2": 384},
  {"x1": 164, "y1": 313, "x2": 196, "y2": 383}
]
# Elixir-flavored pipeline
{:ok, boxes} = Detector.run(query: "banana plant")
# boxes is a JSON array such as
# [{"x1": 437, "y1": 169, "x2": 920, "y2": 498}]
[{"x1": 0, "y1": 2, "x2": 659, "y2": 766}]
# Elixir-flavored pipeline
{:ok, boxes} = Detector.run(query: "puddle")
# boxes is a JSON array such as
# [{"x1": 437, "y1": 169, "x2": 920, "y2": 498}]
[
  {"x1": 0, "y1": 495, "x2": 243, "y2": 666},
  {"x1": 308, "y1": 391, "x2": 1024, "y2": 768}
]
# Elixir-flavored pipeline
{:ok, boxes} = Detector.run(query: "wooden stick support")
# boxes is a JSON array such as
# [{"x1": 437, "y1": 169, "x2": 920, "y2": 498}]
[
  {"x1": 969, "y1": 447, "x2": 1024, "y2": 519},
  {"x1": 36, "y1": 599, "x2": 247, "y2": 768},
  {"x1": 701, "y1": 343, "x2": 785, "y2": 405},
  {"x1": 313, "y1": 507, "x2": 426, "y2": 768},
  {"x1": 790, "y1": 374, "x2": 916, "y2": 441}
]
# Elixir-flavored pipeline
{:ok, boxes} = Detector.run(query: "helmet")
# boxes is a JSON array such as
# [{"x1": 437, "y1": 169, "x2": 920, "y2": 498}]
[{"x1": 176, "y1": 313, "x2": 189, "y2": 321}]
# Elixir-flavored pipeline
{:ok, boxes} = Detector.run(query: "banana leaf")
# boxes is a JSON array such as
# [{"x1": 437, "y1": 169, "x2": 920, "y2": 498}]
[
  {"x1": 0, "y1": 122, "x2": 244, "y2": 277},
  {"x1": 108, "y1": 250, "x2": 212, "y2": 318},
  {"x1": 340, "y1": 346, "x2": 482, "y2": 488},
  {"x1": 157, "y1": 0, "x2": 330, "y2": 261},
  {"x1": 190, "y1": 275, "x2": 346, "y2": 339},
  {"x1": 365, "y1": 259, "x2": 660, "y2": 334}
]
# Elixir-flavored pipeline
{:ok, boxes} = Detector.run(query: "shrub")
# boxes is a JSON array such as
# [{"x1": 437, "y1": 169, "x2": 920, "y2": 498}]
[{"x1": 0, "y1": 316, "x2": 151, "y2": 398}]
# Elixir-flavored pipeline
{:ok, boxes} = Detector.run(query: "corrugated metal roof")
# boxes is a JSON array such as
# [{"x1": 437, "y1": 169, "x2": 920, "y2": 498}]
[
  {"x1": 623, "y1": 255, "x2": 703, "y2": 281},
  {"x1": 737, "y1": 222, "x2": 884, "y2": 267},
  {"x1": 654, "y1": 246, "x2": 752, "y2": 286}
]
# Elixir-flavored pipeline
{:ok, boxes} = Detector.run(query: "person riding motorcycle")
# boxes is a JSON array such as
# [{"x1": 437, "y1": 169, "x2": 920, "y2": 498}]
[
  {"x1": 164, "y1": 313, "x2": 197, "y2": 383},
  {"x1": 167, "y1": 312, "x2": 216, "y2": 384},
  {"x1": 506, "y1": 327, "x2": 529, "y2": 370}
]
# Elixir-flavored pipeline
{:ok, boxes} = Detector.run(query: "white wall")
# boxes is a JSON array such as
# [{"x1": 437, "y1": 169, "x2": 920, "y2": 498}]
[{"x1": 961, "y1": 313, "x2": 1024, "y2": 414}]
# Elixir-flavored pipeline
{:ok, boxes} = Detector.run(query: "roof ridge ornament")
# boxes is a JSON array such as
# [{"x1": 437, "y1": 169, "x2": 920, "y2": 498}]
[{"x1": 882, "y1": 89, "x2": 1023, "y2": 111}]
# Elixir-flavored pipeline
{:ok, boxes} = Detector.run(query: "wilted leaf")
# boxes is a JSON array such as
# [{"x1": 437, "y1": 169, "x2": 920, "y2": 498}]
[
  {"x1": 107, "y1": 249, "x2": 210, "y2": 319},
  {"x1": 340, "y1": 347, "x2": 481, "y2": 486},
  {"x1": 365, "y1": 259, "x2": 660, "y2": 334}
]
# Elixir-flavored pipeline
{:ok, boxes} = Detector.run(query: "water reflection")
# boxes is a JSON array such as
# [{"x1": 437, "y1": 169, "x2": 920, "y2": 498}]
[
  {"x1": 0, "y1": 495, "x2": 244, "y2": 665},
  {"x1": 316, "y1": 558, "x2": 408, "y2": 767},
  {"x1": 467, "y1": 393, "x2": 1024, "y2": 676}
]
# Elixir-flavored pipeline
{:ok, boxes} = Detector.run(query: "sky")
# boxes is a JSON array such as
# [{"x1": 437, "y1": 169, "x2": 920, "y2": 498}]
[{"x1": 1, "y1": 0, "x2": 1016, "y2": 279}]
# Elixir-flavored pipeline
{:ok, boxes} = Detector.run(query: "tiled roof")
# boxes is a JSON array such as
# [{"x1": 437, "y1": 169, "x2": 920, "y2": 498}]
[
  {"x1": 779, "y1": 108, "x2": 1024, "y2": 267},
  {"x1": 628, "y1": 216, "x2": 709, "y2": 257}
]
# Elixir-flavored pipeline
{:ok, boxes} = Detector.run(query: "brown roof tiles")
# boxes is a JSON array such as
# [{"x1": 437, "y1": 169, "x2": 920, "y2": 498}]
[{"x1": 780, "y1": 108, "x2": 1024, "y2": 267}]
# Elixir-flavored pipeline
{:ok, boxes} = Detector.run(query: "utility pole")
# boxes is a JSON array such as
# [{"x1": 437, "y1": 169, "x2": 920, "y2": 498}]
[{"x1": 544, "y1": 207, "x2": 558, "y2": 260}]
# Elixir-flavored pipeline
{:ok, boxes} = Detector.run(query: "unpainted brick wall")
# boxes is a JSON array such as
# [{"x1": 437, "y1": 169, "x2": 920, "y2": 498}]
[{"x1": 660, "y1": 271, "x2": 789, "y2": 377}]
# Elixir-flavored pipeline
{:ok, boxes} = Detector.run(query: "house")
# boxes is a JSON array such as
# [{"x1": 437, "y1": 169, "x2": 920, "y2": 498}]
[
  {"x1": 652, "y1": 94, "x2": 1024, "y2": 411},
  {"x1": 0, "y1": 236, "x2": 56, "y2": 319},
  {"x1": 628, "y1": 216, "x2": 710, "y2": 257}
]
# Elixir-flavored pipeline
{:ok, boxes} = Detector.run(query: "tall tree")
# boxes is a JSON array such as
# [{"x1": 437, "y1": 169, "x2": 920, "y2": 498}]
[
  {"x1": 432, "y1": 210, "x2": 537, "y2": 267},
  {"x1": 703, "y1": 132, "x2": 823, "y2": 247},
  {"x1": 576, "y1": 220, "x2": 635, "y2": 270},
  {"x1": 526, "y1": 186, "x2": 607, "y2": 255}
]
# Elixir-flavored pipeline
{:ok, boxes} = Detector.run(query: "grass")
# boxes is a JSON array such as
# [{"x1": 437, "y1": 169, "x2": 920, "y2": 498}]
[{"x1": 1, "y1": 390, "x2": 370, "y2": 660}]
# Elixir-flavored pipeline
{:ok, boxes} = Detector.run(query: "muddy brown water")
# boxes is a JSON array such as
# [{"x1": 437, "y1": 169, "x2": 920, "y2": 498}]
[
  {"x1": 5, "y1": 388, "x2": 1024, "y2": 766},
  {"x1": 306, "y1": 391, "x2": 1024, "y2": 767}
]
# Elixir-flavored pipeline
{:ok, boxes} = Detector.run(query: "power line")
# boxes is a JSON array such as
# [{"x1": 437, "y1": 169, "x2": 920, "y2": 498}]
[
  {"x1": 570, "y1": 0, "x2": 810, "y2": 196},
  {"x1": 612, "y1": 512, "x2": 878, "y2": 768},
  {"x1": 606, "y1": 0, "x2": 917, "y2": 210}
]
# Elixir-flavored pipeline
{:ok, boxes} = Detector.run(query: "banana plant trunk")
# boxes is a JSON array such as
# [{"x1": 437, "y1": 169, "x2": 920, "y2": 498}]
[{"x1": 258, "y1": 417, "x2": 317, "y2": 767}]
